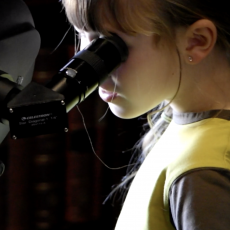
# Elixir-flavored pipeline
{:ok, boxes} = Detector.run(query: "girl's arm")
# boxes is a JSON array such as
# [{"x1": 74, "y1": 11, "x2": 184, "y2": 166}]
[{"x1": 169, "y1": 169, "x2": 230, "y2": 230}]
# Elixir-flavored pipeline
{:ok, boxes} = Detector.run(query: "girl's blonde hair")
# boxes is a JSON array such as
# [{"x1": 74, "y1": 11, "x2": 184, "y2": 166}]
[
  {"x1": 62, "y1": 0, "x2": 230, "y2": 201},
  {"x1": 62, "y1": 0, "x2": 230, "y2": 51}
]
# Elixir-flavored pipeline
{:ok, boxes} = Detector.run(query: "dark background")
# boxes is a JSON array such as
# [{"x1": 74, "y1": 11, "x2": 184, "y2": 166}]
[{"x1": 0, "y1": 1, "x2": 147, "y2": 230}]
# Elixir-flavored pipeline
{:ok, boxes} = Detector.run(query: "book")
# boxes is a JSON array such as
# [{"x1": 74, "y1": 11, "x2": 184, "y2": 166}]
[{"x1": 31, "y1": 46, "x2": 69, "y2": 230}]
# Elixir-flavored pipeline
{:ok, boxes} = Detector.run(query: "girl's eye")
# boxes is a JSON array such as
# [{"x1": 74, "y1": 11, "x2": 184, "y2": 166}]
[
  {"x1": 87, "y1": 32, "x2": 101, "y2": 41},
  {"x1": 88, "y1": 34, "x2": 98, "y2": 42}
]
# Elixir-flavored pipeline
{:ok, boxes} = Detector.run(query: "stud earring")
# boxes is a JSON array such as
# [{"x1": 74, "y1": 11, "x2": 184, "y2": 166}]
[{"x1": 188, "y1": 56, "x2": 193, "y2": 62}]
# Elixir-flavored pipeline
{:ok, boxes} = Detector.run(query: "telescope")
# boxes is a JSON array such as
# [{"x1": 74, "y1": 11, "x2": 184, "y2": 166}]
[{"x1": 0, "y1": 0, "x2": 128, "y2": 141}]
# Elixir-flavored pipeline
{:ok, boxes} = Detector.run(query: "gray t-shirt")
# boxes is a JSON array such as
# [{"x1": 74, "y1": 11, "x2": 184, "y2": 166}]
[{"x1": 169, "y1": 169, "x2": 230, "y2": 230}]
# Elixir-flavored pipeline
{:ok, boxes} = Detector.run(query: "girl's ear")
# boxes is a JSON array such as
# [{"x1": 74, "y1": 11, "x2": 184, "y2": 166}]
[{"x1": 178, "y1": 19, "x2": 217, "y2": 64}]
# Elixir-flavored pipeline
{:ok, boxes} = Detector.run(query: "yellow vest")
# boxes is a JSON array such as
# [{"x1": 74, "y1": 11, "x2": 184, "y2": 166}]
[{"x1": 115, "y1": 118, "x2": 230, "y2": 230}]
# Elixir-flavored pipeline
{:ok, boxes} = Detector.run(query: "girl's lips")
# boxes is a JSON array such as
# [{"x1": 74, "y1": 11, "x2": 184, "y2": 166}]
[{"x1": 99, "y1": 88, "x2": 118, "y2": 102}]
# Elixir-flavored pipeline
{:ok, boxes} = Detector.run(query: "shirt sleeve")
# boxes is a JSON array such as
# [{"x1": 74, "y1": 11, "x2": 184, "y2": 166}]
[{"x1": 169, "y1": 169, "x2": 230, "y2": 230}]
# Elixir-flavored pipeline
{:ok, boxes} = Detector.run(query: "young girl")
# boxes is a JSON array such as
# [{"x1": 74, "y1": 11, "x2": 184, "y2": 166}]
[{"x1": 62, "y1": 0, "x2": 230, "y2": 229}]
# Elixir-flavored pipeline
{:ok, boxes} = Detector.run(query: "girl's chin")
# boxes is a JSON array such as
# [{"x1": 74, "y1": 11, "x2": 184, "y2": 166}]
[{"x1": 108, "y1": 103, "x2": 141, "y2": 119}]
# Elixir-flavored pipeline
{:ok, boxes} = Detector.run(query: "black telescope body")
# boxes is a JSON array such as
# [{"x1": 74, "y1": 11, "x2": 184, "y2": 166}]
[
  {"x1": 46, "y1": 35, "x2": 128, "y2": 112},
  {"x1": 0, "y1": 0, "x2": 128, "y2": 140}
]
